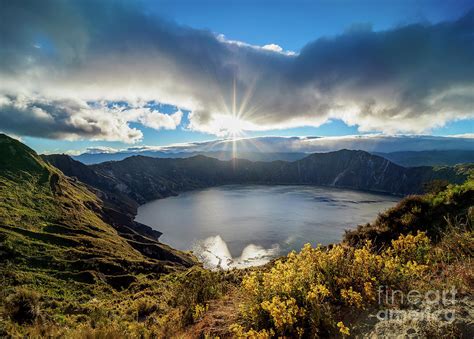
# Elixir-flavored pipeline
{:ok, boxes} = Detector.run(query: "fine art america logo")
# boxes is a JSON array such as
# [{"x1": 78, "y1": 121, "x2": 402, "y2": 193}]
[{"x1": 377, "y1": 286, "x2": 458, "y2": 326}]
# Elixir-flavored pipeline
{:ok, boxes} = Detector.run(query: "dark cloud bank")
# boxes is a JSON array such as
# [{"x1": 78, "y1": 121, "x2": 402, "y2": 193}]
[{"x1": 0, "y1": 0, "x2": 473, "y2": 141}]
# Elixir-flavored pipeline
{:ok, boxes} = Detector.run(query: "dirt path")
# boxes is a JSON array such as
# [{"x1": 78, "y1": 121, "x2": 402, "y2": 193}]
[{"x1": 181, "y1": 287, "x2": 243, "y2": 338}]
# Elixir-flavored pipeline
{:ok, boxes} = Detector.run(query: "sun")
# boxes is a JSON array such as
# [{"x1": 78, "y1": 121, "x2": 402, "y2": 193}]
[
  {"x1": 210, "y1": 114, "x2": 248, "y2": 159},
  {"x1": 223, "y1": 115, "x2": 246, "y2": 139}
]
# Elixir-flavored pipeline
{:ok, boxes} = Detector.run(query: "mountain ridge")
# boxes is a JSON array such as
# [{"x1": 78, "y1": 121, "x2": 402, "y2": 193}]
[
  {"x1": 73, "y1": 147, "x2": 474, "y2": 168},
  {"x1": 45, "y1": 149, "x2": 472, "y2": 209},
  {"x1": 374, "y1": 150, "x2": 474, "y2": 167},
  {"x1": 71, "y1": 135, "x2": 474, "y2": 165}
]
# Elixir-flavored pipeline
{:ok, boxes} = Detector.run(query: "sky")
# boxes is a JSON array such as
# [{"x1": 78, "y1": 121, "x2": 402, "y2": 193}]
[{"x1": 0, "y1": 0, "x2": 473, "y2": 154}]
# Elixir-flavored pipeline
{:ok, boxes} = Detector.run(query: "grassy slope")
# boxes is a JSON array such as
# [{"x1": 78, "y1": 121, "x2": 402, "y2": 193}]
[
  {"x1": 0, "y1": 140, "x2": 143, "y2": 266},
  {"x1": 0, "y1": 135, "x2": 196, "y2": 336}
]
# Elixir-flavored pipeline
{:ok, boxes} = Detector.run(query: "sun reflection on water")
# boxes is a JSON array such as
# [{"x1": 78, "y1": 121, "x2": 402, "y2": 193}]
[{"x1": 192, "y1": 235, "x2": 280, "y2": 270}]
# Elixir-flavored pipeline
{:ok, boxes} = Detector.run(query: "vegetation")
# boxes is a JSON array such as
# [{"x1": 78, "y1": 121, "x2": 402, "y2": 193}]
[
  {"x1": 1, "y1": 134, "x2": 472, "y2": 337},
  {"x1": 4, "y1": 289, "x2": 41, "y2": 325},
  {"x1": 0, "y1": 134, "x2": 196, "y2": 336},
  {"x1": 345, "y1": 170, "x2": 474, "y2": 248},
  {"x1": 232, "y1": 228, "x2": 472, "y2": 337},
  {"x1": 228, "y1": 175, "x2": 473, "y2": 338}
]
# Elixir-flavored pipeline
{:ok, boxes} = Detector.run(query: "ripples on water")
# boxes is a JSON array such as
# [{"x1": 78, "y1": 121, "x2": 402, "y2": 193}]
[{"x1": 135, "y1": 185, "x2": 399, "y2": 269}]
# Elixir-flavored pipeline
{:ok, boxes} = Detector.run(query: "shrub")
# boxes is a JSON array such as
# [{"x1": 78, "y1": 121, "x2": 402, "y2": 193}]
[
  {"x1": 69, "y1": 323, "x2": 126, "y2": 339},
  {"x1": 135, "y1": 298, "x2": 158, "y2": 321},
  {"x1": 345, "y1": 177, "x2": 474, "y2": 248},
  {"x1": 337, "y1": 321, "x2": 350, "y2": 336},
  {"x1": 4, "y1": 288, "x2": 41, "y2": 324},
  {"x1": 423, "y1": 179, "x2": 449, "y2": 194},
  {"x1": 229, "y1": 324, "x2": 274, "y2": 338},
  {"x1": 192, "y1": 303, "x2": 208, "y2": 322},
  {"x1": 235, "y1": 232, "x2": 435, "y2": 337},
  {"x1": 388, "y1": 231, "x2": 431, "y2": 263},
  {"x1": 172, "y1": 267, "x2": 227, "y2": 325}
]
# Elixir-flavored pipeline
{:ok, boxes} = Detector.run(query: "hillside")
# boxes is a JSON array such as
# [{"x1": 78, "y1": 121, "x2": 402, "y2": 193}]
[
  {"x1": 375, "y1": 150, "x2": 474, "y2": 167},
  {"x1": 0, "y1": 135, "x2": 195, "y2": 317}
]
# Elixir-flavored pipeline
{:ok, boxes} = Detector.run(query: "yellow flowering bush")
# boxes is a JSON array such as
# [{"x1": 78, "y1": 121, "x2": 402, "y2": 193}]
[
  {"x1": 230, "y1": 323, "x2": 306, "y2": 338},
  {"x1": 363, "y1": 281, "x2": 376, "y2": 302},
  {"x1": 242, "y1": 272, "x2": 261, "y2": 298},
  {"x1": 337, "y1": 321, "x2": 350, "y2": 336},
  {"x1": 306, "y1": 284, "x2": 330, "y2": 304},
  {"x1": 193, "y1": 303, "x2": 208, "y2": 322},
  {"x1": 390, "y1": 231, "x2": 431, "y2": 263},
  {"x1": 261, "y1": 296, "x2": 302, "y2": 331},
  {"x1": 229, "y1": 324, "x2": 274, "y2": 338},
  {"x1": 340, "y1": 287, "x2": 363, "y2": 308},
  {"x1": 236, "y1": 231, "x2": 435, "y2": 337}
]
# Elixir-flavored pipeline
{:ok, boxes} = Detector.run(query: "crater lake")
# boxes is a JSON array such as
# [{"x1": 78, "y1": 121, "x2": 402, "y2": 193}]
[{"x1": 135, "y1": 185, "x2": 400, "y2": 269}]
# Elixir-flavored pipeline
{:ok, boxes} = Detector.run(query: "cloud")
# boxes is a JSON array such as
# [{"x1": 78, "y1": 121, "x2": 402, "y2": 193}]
[
  {"x1": 84, "y1": 146, "x2": 119, "y2": 154},
  {"x1": 77, "y1": 135, "x2": 474, "y2": 156},
  {"x1": 0, "y1": 0, "x2": 473, "y2": 141},
  {"x1": 137, "y1": 109, "x2": 183, "y2": 130},
  {"x1": 262, "y1": 44, "x2": 283, "y2": 53},
  {"x1": 157, "y1": 135, "x2": 474, "y2": 153},
  {"x1": 216, "y1": 35, "x2": 296, "y2": 56},
  {"x1": 447, "y1": 133, "x2": 474, "y2": 138},
  {"x1": 0, "y1": 95, "x2": 182, "y2": 143}
]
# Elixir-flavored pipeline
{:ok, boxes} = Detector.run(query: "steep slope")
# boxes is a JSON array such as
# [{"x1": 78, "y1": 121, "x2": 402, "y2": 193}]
[
  {"x1": 41, "y1": 154, "x2": 141, "y2": 225},
  {"x1": 295, "y1": 150, "x2": 472, "y2": 193},
  {"x1": 288, "y1": 149, "x2": 411, "y2": 192},
  {"x1": 375, "y1": 150, "x2": 474, "y2": 167},
  {"x1": 0, "y1": 135, "x2": 195, "y2": 290},
  {"x1": 41, "y1": 154, "x2": 118, "y2": 192},
  {"x1": 345, "y1": 175, "x2": 474, "y2": 248}
]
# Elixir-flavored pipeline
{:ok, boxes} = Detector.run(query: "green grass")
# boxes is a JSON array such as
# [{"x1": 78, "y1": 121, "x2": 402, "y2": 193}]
[{"x1": 0, "y1": 134, "x2": 198, "y2": 336}]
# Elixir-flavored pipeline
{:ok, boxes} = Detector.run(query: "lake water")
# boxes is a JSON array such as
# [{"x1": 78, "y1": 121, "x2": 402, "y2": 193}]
[{"x1": 135, "y1": 185, "x2": 399, "y2": 269}]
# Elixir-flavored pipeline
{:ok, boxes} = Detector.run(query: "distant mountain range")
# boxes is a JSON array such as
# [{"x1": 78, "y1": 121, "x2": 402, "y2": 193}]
[
  {"x1": 73, "y1": 150, "x2": 308, "y2": 165},
  {"x1": 72, "y1": 135, "x2": 474, "y2": 165},
  {"x1": 46, "y1": 150, "x2": 472, "y2": 205},
  {"x1": 74, "y1": 148, "x2": 474, "y2": 167}
]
